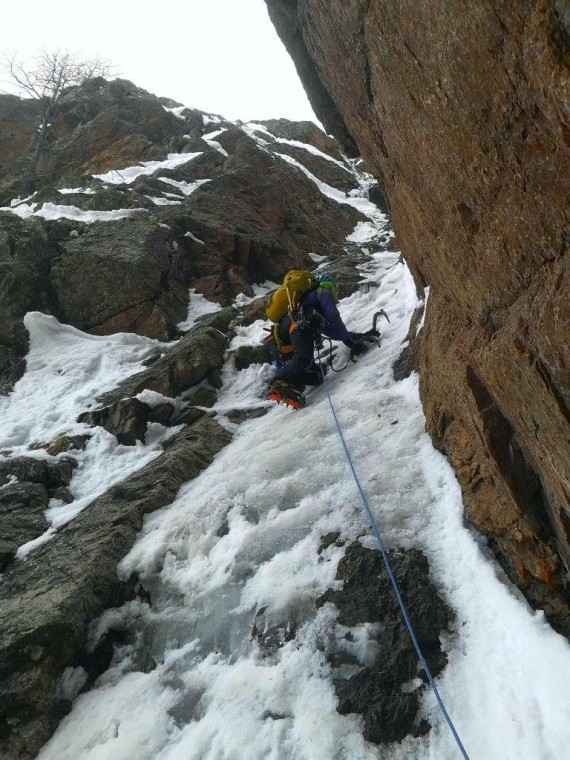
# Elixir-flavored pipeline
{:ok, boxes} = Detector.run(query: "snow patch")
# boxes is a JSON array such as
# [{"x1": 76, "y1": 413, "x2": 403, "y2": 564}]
[
  {"x1": 58, "y1": 187, "x2": 96, "y2": 195},
  {"x1": 184, "y1": 230, "x2": 205, "y2": 245},
  {"x1": 163, "y1": 105, "x2": 187, "y2": 121},
  {"x1": 0, "y1": 203, "x2": 146, "y2": 222},
  {"x1": 144, "y1": 196, "x2": 182, "y2": 206},
  {"x1": 158, "y1": 177, "x2": 211, "y2": 196},
  {"x1": 274, "y1": 136, "x2": 351, "y2": 172},
  {"x1": 275, "y1": 152, "x2": 387, "y2": 227},
  {"x1": 177, "y1": 289, "x2": 222, "y2": 331},
  {"x1": 346, "y1": 221, "x2": 383, "y2": 244},
  {"x1": 202, "y1": 114, "x2": 222, "y2": 126},
  {"x1": 93, "y1": 153, "x2": 203, "y2": 185}
]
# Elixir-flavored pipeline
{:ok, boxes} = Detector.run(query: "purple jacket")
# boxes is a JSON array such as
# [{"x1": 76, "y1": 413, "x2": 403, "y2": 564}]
[{"x1": 302, "y1": 288, "x2": 360, "y2": 343}]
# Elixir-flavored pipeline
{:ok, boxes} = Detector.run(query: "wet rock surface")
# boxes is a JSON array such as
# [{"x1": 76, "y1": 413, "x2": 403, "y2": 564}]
[
  {"x1": 265, "y1": 0, "x2": 570, "y2": 632},
  {"x1": 317, "y1": 541, "x2": 453, "y2": 745},
  {"x1": 226, "y1": 407, "x2": 269, "y2": 424},
  {"x1": 78, "y1": 398, "x2": 157, "y2": 446},
  {"x1": 0, "y1": 416, "x2": 232, "y2": 760},
  {"x1": 0, "y1": 456, "x2": 77, "y2": 570}
]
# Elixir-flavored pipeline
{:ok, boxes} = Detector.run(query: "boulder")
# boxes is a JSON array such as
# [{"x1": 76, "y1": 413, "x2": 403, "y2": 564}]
[
  {"x1": 78, "y1": 398, "x2": 152, "y2": 446},
  {"x1": 51, "y1": 218, "x2": 190, "y2": 340}
]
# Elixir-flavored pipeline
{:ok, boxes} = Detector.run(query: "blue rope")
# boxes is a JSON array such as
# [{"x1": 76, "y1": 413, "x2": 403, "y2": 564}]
[{"x1": 318, "y1": 363, "x2": 471, "y2": 760}]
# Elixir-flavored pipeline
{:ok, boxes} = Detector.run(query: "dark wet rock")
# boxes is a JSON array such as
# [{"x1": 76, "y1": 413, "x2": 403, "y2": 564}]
[
  {"x1": 0, "y1": 482, "x2": 49, "y2": 571},
  {"x1": 317, "y1": 531, "x2": 342, "y2": 554},
  {"x1": 0, "y1": 214, "x2": 59, "y2": 392},
  {"x1": 392, "y1": 305, "x2": 425, "y2": 380},
  {"x1": 78, "y1": 398, "x2": 152, "y2": 446},
  {"x1": 336, "y1": 667, "x2": 421, "y2": 744},
  {"x1": 235, "y1": 296, "x2": 269, "y2": 327},
  {"x1": 0, "y1": 456, "x2": 77, "y2": 491},
  {"x1": 368, "y1": 183, "x2": 389, "y2": 214},
  {"x1": 228, "y1": 342, "x2": 271, "y2": 371},
  {"x1": 0, "y1": 95, "x2": 41, "y2": 197},
  {"x1": 0, "y1": 456, "x2": 80, "y2": 569},
  {"x1": 226, "y1": 407, "x2": 269, "y2": 424},
  {"x1": 317, "y1": 542, "x2": 453, "y2": 746},
  {"x1": 50, "y1": 487, "x2": 75, "y2": 504},
  {"x1": 43, "y1": 434, "x2": 91, "y2": 456},
  {"x1": 0, "y1": 416, "x2": 232, "y2": 760},
  {"x1": 174, "y1": 406, "x2": 208, "y2": 427},
  {"x1": 148, "y1": 402, "x2": 175, "y2": 426},
  {"x1": 189, "y1": 387, "x2": 218, "y2": 408},
  {"x1": 393, "y1": 340, "x2": 420, "y2": 381},
  {"x1": 205, "y1": 368, "x2": 223, "y2": 389},
  {"x1": 75, "y1": 573, "x2": 153, "y2": 692},
  {"x1": 216, "y1": 516, "x2": 230, "y2": 538},
  {"x1": 314, "y1": 253, "x2": 367, "y2": 298}
]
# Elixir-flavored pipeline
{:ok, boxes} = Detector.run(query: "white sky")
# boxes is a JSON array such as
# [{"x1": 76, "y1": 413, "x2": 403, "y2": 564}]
[{"x1": 0, "y1": 0, "x2": 318, "y2": 124}]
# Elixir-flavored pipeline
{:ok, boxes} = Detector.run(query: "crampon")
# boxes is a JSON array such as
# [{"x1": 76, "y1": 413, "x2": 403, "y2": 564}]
[{"x1": 266, "y1": 381, "x2": 306, "y2": 410}]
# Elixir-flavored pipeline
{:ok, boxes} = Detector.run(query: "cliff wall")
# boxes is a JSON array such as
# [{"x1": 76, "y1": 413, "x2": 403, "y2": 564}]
[{"x1": 265, "y1": 0, "x2": 570, "y2": 629}]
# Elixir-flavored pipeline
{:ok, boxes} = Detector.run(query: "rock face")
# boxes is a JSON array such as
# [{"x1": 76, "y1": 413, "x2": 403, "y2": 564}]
[
  {"x1": 317, "y1": 542, "x2": 452, "y2": 745},
  {"x1": 0, "y1": 417, "x2": 232, "y2": 760},
  {"x1": 0, "y1": 78, "x2": 365, "y2": 390},
  {"x1": 265, "y1": 0, "x2": 570, "y2": 631}
]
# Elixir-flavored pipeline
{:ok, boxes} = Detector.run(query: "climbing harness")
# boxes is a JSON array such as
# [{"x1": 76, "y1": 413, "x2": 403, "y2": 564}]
[{"x1": 318, "y1": 326, "x2": 471, "y2": 760}]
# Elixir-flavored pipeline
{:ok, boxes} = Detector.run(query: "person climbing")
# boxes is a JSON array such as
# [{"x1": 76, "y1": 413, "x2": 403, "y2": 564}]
[{"x1": 265, "y1": 272, "x2": 376, "y2": 409}]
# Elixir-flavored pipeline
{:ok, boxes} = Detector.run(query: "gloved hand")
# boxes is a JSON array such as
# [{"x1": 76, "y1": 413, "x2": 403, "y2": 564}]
[{"x1": 344, "y1": 338, "x2": 369, "y2": 356}]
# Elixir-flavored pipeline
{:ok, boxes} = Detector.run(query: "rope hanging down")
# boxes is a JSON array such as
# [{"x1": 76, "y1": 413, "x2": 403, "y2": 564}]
[{"x1": 318, "y1": 363, "x2": 471, "y2": 760}]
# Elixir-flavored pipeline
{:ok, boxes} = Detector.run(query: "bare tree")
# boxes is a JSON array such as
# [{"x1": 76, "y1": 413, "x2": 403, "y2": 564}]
[{"x1": 3, "y1": 50, "x2": 112, "y2": 187}]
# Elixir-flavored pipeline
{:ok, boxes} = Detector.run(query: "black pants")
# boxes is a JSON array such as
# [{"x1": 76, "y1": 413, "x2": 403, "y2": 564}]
[{"x1": 273, "y1": 314, "x2": 323, "y2": 391}]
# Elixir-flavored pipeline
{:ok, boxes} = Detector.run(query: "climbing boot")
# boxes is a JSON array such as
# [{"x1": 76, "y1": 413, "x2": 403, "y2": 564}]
[{"x1": 266, "y1": 380, "x2": 307, "y2": 410}]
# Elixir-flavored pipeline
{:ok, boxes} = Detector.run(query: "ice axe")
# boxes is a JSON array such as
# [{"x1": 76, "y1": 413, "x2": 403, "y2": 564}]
[
  {"x1": 371, "y1": 309, "x2": 390, "y2": 334},
  {"x1": 358, "y1": 310, "x2": 390, "y2": 348}
]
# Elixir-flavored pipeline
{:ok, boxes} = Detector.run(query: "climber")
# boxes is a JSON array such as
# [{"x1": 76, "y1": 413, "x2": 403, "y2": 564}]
[{"x1": 266, "y1": 273, "x2": 376, "y2": 409}]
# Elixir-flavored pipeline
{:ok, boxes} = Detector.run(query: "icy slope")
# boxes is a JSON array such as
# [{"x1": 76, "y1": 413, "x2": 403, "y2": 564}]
[
  {"x1": 0, "y1": 316, "x2": 176, "y2": 555},
  {"x1": 38, "y1": 251, "x2": 570, "y2": 760}
]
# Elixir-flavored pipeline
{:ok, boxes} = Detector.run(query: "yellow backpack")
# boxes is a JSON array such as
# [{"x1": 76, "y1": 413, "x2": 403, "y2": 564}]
[{"x1": 265, "y1": 270, "x2": 317, "y2": 323}]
